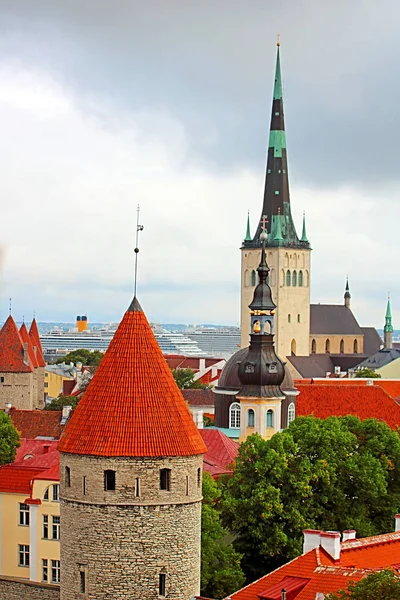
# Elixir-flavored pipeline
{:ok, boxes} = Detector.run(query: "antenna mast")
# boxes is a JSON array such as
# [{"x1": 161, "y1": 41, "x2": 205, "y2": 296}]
[{"x1": 134, "y1": 205, "x2": 144, "y2": 297}]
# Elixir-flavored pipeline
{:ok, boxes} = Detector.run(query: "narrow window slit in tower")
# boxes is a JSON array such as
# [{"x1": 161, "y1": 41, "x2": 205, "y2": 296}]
[
  {"x1": 135, "y1": 477, "x2": 140, "y2": 497},
  {"x1": 159, "y1": 572, "x2": 166, "y2": 596},
  {"x1": 80, "y1": 570, "x2": 86, "y2": 593},
  {"x1": 82, "y1": 476, "x2": 86, "y2": 496},
  {"x1": 160, "y1": 469, "x2": 171, "y2": 491},
  {"x1": 186, "y1": 475, "x2": 189, "y2": 496},
  {"x1": 104, "y1": 470, "x2": 116, "y2": 492},
  {"x1": 197, "y1": 467, "x2": 201, "y2": 488}
]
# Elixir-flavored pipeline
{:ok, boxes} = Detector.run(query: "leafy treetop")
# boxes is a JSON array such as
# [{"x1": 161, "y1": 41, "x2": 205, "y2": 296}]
[
  {"x1": 355, "y1": 367, "x2": 381, "y2": 378},
  {"x1": 326, "y1": 569, "x2": 400, "y2": 599},
  {"x1": 171, "y1": 368, "x2": 209, "y2": 389},
  {"x1": 45, "y1": 395, "x2": 79, "y2": 411},
  {"x1": 0, "y1": 411, "x2": 20, "y2": 465},
  {"x1": 55, "y1": 349, "x2": 103, "y2": 367}
]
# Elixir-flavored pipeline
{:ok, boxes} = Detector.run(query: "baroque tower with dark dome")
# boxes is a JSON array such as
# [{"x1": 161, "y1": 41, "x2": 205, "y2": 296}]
[
  {"x1": 215, "y1": 230, "x2": 298, "y2": 441},
  {"x1": 58, "y1": 296, "x2": 206, "y2": 600}
]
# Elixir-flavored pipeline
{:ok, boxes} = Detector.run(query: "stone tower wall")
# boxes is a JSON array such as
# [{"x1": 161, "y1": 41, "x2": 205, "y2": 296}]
[
  {"x1": 241, "y1": 246, "x2": 311, "y2": 358},
  {"x1": 60, "y1": 453, "x2": 203, "y2": 600},
  {"x1": 0, "y1": 371, "x2": 34, "y2": 409}
]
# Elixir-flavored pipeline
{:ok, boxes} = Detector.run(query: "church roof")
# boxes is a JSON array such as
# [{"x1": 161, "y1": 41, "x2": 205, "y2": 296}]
[
  {"x1": 200, "y1": 429, "x2": 239, "y2": 479},
  {"x1": 19, "y1": 323, "x2": 39, "y2": 369},
  {"x1": 58, "y1": 296, "x2": 207, "y2": 457},
  {"x1": 287, "y1": 354, "x2": 366, "y2": 378},
  {"x1": 0, "y1": 315, "x2": 33, "y2": 373},
  {"x1": 29, "y1": 319, "x2": 46, "y2": 367},
  {"x1": 310, "y1": 304, "x2": 363, "y2": 335},
  {"x1": 361, "y1": 327, "x2": 382, "y2": 357},
  {"x1": 356, "y1": 348, "x2": 400, "y2": 370}
]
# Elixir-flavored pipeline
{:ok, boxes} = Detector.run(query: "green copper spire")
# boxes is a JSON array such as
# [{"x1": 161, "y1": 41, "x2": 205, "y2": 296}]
[
  {"x1": 301, "y1": 211, "x2": 309, "y2": 243},
  {"x1": 245, "y1": 211, "x2": 252, "y2": 241},
  {"x1": 384, "y1": 295, "x2": 393, "y2": 333},
  {"x1": 273, "y1": 43, "x2": 283, "y2": 100}
]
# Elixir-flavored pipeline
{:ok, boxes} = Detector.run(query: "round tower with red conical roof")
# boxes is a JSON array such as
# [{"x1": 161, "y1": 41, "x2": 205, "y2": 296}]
[{"x1": 58, "y1": 296, "x2": 206, "y2": 600}]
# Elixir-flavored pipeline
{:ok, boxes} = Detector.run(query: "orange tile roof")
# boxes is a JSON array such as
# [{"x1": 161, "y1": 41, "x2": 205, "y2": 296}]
[
  {"x1": 58, "y1": 297, "x2": 207, "y2": 457},
  {"x1": 200, "y1": 429, "x2": 239, "y2": 478},
  {"x1": 19, "y1": 323, "x2": 39, "y2": 368},
  {"x1": 0, "y1": 315, "x2": 33, "y2": 373},
  {"x1": 9, "y1": 407, "x2": 64, "y2": 439},
  {"x1": 230, "y1": 532, "x2": 400, "y2": 600},
  {"x1": 28, "y1": 318, "x2": 46, "y2": 367},
  {"x1": 296, "y1": 384, "x2": 400, "y2": 429},
  {"x1": 0, "y1": 466, "x2": 43, "y2": 494}
]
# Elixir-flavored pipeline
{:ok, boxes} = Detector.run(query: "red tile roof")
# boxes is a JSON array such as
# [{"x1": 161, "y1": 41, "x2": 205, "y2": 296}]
[
  {"x1": 230, "y1": 531, "x2": 400, "y2": 600},
  {"x1": 296, "y1": 384, "x2": 400, "y2": 429},
  {"x1": 9, "y1": 407, "x2": 64, "y2": 439},
  {"x1": 0, "y1": 439, "x2": 60, "y2": 493},
  {"x1": 200, "y1": 429, "x2": 239, "y2": 478},
  {"x1": 29, "y1": 319, "x2": 46, "y2": 367},
  {"x1": 0, "y1": 466, "x2": 43, "y2": 494},
  {"x1": 19, "y1": 323, "x2": 38, "y2": 368},
  {"x1": 0, "y1": 315, "x2": 33, "y2": 373},
  {"x1": 182, "y1": 389, "x2": 215, "y2": 407},
  {"x1": 58, "y1": 297, "x2": 207, "y2": 457}
]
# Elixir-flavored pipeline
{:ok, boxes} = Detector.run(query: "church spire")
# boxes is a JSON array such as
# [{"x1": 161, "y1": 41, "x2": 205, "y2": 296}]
[
  {"x1": 301, "y1": 211, "x2": 309, "y2": 243},
  {"x1": 247, "y1": 42, "x2": 307, "y2": 248},
  {"x1": 344, "y1": 276, "x2": 351, "y2": 309},
  {"x1": 384, "y1": 295, "x2": 393, "y2": 349},
  {"x1": 245, "y1": 211, "x2": 252, "y2": 241}
]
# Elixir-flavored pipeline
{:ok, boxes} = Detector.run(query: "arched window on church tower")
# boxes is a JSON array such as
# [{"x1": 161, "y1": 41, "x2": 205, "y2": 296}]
[
  {"x1": 288, "y1": 402, "x2": 296, "y2": 425},
  {"x1": 325, "y1": 339, "x2": 330, "y2": 354},
  {"x1": 229, "y1": 403, "x2": 240, "y2": 428},
  {"x1": 353, "y1": 339, "x2": 358, "y2": 354},
  {"x1": 305, "y1": 270, "x2": 309, "y2": 287},
  {"x1": 284, "y1": 252, "x2": 289, "y2": 268},
  {"x1": 291, "y1": 339, "x2": 296, "y2": 355},
  {"x1": 247, "y1": 409, "x2": 255, "y2": 428},
  {"x1": 286, "y1": 270, "x2": 291, "y2": 286},
  {"x1": 340, "y1": 339, "x2": 344, "y2": 353},
  {"x1": 244, "y1": 269, "x2": 249, "y2": 287},
  {"x1": 311, "y1": 339, "x2": 316, "y2": 354},
  {"x1": 251, "y1": 270, "x2": 256, "y2": 286},
  {"x1": 298, "y1": 270, "x2": 303, "y2": 287},
  {"x1": 266, "y1": 409, "x2": 274, "y2": 428},
  {"x1": 281, "y1": 269, "x2": 285, "y2": 286},
  {"x1": 292, "y1": 271, "x2": 297, "y2": 286}
]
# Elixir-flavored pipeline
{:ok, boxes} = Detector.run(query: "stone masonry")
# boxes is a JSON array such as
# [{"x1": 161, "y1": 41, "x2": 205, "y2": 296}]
[
  {"x1": 60, "y1": 453, "x2": 203, "y2": 600},
  {"x1": 0, "y1": 576, "x2": 59, "y2": 600}
]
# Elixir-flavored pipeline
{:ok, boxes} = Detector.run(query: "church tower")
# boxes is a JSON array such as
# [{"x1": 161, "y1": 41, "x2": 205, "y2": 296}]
[
  {"x1": 384, "y1": 295, "x2": 393, "y2": 349},
  {"x1": 237, "y1": 229, "x2": 287, "y2": 441},
  {"x1": 241, "y1": 41, "x2": 311, "y2": 358},
  {"x1": 58, "y1": 296, "x2": 206, "y2": 600}
]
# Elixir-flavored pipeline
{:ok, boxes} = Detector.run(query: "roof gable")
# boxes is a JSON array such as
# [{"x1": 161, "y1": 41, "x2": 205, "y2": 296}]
[
  {"x1": 19, "y1": 323, "x2": 38, "y2": 368},
  {"x1": 200, "y1": 429, "x2": 239, "y2": 477},
  {"x1": 58, "y1": 297, "x2": 207, "y2": 457},
  {"x1": 0, "y1": 316, "x2": 32, "y2": 373},
  {"x1": 9, "y1": 407, "x2": 64, "y2": 439},
  {"x1": 310, "y1": 305, "x2": 362, "y2": 335}
]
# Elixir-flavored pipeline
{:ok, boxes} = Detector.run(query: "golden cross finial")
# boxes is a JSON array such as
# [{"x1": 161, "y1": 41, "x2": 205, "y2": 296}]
[{"x1": 277, "y1": 33, "x2": 281, "y2": 47}]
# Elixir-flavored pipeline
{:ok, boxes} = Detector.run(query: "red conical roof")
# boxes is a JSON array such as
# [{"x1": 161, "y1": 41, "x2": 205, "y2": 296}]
[
  {"x1": 0, "y1": 316, "x2": 33, "y2": 373},
  {"x1": 29, "y1": 319, "x2": 46, "y2": 367},
  {"x1": 58, "y1": 297, "x2": 207, "y2": 457},
  {"x1": 19, "y1": 323, "x2": 39, "y2": 369}
]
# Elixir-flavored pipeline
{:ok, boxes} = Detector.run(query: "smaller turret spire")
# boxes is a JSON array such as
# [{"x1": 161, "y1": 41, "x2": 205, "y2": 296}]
[
  {"x1": 344, "y1": 276, "x2": 351, "y2": 309},
  {"x1": 384, "y1": 294, "x2": 393, "y2": 350},
  {"x1": 245, "y1": 210, "x2": 252, "y2": 241},
  {"x1": 274, "y1": 208, "x2": 283, "y2": 244},
  {"x1": 301, "y1": 211, "x2": 309, "y2": 243}
]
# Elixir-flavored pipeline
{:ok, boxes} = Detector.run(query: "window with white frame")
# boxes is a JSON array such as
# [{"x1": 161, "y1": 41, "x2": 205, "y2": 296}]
[
  {"x1": 52, "y1": 484, "x2": 60, "y2": 502},
  {"x1": 52, "y1": 516, "x2": 60, "y2": 540},
  {"x1": 229, "y1": 403, "x2": 240, "y2": 428},
  {"x1": 18, "y1": 544, "x2": 29, "y2": 567},
  {"x1": 266, "y1": 409, "x2": 274, "y2": 428},
  {"x1": 43, "y1": 515, "x2": 49, "y2": 539},
  {"x1": 42, "y1": 558, "x2": 48, "y2": 582},
  {"x1": 51, "y1": 559, "x2": 61, "y2": 583},
  {"x1": 19, "y1": 503, "x2": 29, "y2": 526},
  {"x1": 288, "y1": 402, "x2": 296, "y2": 425}
]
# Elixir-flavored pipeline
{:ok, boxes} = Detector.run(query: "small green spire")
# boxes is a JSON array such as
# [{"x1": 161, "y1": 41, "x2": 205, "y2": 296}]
[
  {"x1": 274, "y1": 210, "x2": 283, "y2": 244},
  {"x1": 301, "y1": 211, "x2": 309, "y2": 243},
  {"x1": 245, "y1": 211, "x2": 252, "y2": 241},
  {"x1": 384, "y1": 295, "x2": 393, "y2": 333},
  {"x1": 273, "y1": 42, "x2": 283, "y2": 101}
]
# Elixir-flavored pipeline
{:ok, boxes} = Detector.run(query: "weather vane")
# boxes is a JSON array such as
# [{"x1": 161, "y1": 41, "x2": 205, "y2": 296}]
[{"x1": 134, "y1": 204, "x2": 144, "y2": 298}]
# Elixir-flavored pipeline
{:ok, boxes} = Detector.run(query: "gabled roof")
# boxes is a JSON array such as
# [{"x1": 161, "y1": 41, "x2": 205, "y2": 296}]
[
  {"x1": 19, "y1": 323, "x2": 38, "y2": 368},
  {"x1": 357, "y1": 348, "x2": 400, "y2": 370},
  {"x1": 0, "y1": 315, "x2": 33, "y2": 373},
  {"x1": 0, "y1": 466, "x2": 43, "y2": 494},
  {"x1": 182, "y1": 389, "x2": 215, "y2": 407},
  {"x1": 296, "y1": 383, "x2": 400, "y2": 429},
  {"x1": 310, "y1": 305, "x2": 362, "y2": 335},
  {"x1": 200, "y1": 429, "x2": 239, "y2": 478},
  {"x1": 287, "y1": 354, "x2": 365, "y2": 378},
  {"x1": 230, "y1": 531, "x2": 400, "y2": 600},
  {"x1": 29, "y1": 318, "x2": 46, "y2": 367},
  {"x1": 58, "y1": 297, "x2": 207, "y2": 457},
  {"x1": 361, "y1": 327, "x2": 382, "y2": 357},
  {"x1": 0, "y1": 439, "x2": 60, "y2": 494},
  {"x1": 9, "y1": 407, "x2": 64, "y2": 440}
]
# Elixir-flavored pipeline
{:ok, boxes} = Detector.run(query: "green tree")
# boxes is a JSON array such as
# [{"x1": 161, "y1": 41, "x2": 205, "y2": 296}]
[
  {"x1": 201, "y1": 471, "x2": 245, "y2": 599},
  {"x1": 45, "y1": 395, "x2": 79, "y2": 411},
  {"x1": 55, "y1": 349, "x2": 103, "y2": 367},
  {"x1": 171, "y1": 368, "x2": 207, "y2": 389},
  {"x1": 0, "y1": 411, "x2": 20, "y2": 465},
  {"x1": 355, "y1": 367, "x2": 381, "y2": 378},
  {"x1": 222, "y1": 416, "x2": 400, "y2": 580},
  {"x1": 326, "y1": 569, "x2": 400, "y2": 599}
]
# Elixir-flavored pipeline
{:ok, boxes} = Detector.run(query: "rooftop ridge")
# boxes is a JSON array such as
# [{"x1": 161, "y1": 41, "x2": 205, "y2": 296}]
[{"x1": 340, "y1": 531, "x2": 400, "y2": 549}]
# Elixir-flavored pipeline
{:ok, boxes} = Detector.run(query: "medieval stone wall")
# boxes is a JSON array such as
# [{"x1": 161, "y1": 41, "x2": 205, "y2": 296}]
[
  {"x1": 60, "y1": 453, "x2": 203, "y2": 600},
  {"x1": 0, "y1": 576, "x2": 59, "y2": 599},
  {"x1": 0, "y1": 372, "x2": 34, "y2": 409}
]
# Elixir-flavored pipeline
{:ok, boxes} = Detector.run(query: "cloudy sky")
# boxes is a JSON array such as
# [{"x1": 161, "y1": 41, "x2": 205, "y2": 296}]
[{"x1": 0, "y1": 0, "x2": 398, "y2": 327}]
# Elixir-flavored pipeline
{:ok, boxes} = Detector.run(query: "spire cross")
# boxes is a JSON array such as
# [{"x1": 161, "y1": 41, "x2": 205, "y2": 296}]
[{"x1": 260, "y1": 215, "x2": 269, "y2": 234}]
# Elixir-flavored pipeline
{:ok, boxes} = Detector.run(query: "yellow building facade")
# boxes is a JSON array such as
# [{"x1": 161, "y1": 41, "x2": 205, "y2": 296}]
[{"x1": 44, "y1": 367, "x2": 74, "y2": 399}]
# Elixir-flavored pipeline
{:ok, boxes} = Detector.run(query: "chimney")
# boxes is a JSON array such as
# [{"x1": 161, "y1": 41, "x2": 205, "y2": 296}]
[
  {"x1": 325, "y1": 372, "x2": 331, "y2": 378},
  {"x1": 320, "y1": 531, "x2": 341, "y2": 561},
  {"x1": 5, "y1": 402, "x2": 12, "y2": 413},
  {"x1": 303, "y1": 529, "x2": 321, "y2": 554},
  {"x1": 23, "y1": 342, "x2": 29, "y2": 365},
  {"x1": 342, "y1": 530, "x2": 356, "y2": 541},
  {"x1": 61, "y1": 405, "x2": 73, "y2": 425},
  {"x1": 395, "y1": 514, "x2": 400, "y2": 532},
  {"x1": 43, "y1": 445, "x2": 50, "y2": 454}
]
